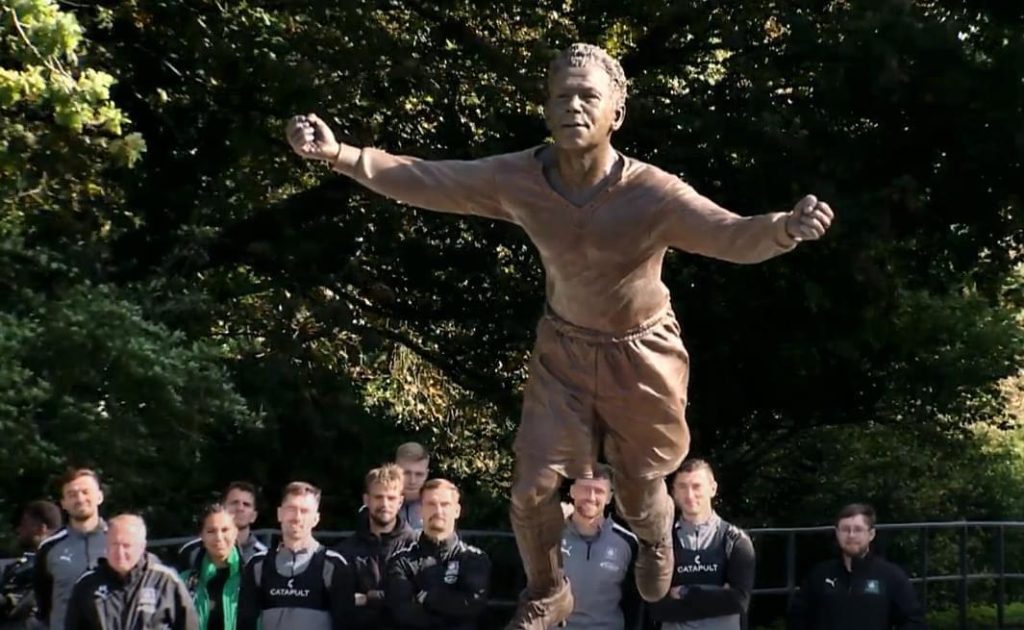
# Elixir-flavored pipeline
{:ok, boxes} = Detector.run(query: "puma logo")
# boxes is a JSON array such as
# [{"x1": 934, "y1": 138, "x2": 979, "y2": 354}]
[{"x1": 825, "y1": 578, "x2": 836, "y2": 588}]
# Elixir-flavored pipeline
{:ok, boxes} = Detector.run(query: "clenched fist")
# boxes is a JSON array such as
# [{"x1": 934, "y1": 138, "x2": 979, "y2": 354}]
[
  {"x1": 285, "y1": 113, "x2": 341, "y2": 162},
  {"x1": 785, "y1": 194, "x2": 834, "y2": 242}
]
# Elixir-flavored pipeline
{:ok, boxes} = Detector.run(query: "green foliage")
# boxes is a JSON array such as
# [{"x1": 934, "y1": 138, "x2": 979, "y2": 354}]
[
  {"x1": 756, "y1": 601, "x2": 1024, "y2": 630},
  {"x1": 928, "y1": 602, "x2": 1024, "y2": 630},
  {"x1": 1, "y1": 0, "x2": 145, "y2": 219},
  {"x1": 0, "y1": 273, "x2": 258, "y2": 531},
  {"x1": 1, "y1": 0, "x2": 1023, "y2": 554},
  {"x1": 0, "y1": 0, "x2": 247, "y2": 534}
]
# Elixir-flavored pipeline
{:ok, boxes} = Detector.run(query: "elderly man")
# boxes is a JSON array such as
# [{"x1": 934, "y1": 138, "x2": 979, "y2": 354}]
[
  {"x1": 64, "y1": 515, "x2": 197, "y2": 630},
  {"x1": 286, "y1": 42, "x2": 834, "y2": 628}
]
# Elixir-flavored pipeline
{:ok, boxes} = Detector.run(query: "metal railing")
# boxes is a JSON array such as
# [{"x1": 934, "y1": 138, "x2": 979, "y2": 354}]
[{"x1": 744, "y1": 520, "x2": 1024, "y2": 629}]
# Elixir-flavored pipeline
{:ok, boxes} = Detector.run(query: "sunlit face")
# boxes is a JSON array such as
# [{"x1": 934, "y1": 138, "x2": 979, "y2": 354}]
[
  {"x1": 545, "y1": 65, "x2": 623, "y2": 150},
  {"x1": 421, "y1": 487, "x2": 461, "y2": 539},
  {"x1": 224, "y1": 489, "x2": 258, "y2": 530},
  {"x1": 106, "y1": 522, "x2": 146, "y2": 575},
  {"x1": 569, "y1": 477, "x2": 612, "y2": 520},
  {"x1": 398, "y1": 459, "x2": 429, "y2": 502},
  {"x1": 201, "y1": 511, "x2": 238, "y2": 564},
  {"x1": 277, "y1": 493, "x2": 320, "y2": 544},
  {"x1": 835, "y1": 515, "x2": 875, "y2": 559},
  {"x1": 671, "y1": 469, "x2": 718, "y2": 520},
  {"x1": 364, "y1": 481, "x2": 403, "y2": 529},
  {"x1": 61, "y1": 476, "x2": 103, "y2": 523}
]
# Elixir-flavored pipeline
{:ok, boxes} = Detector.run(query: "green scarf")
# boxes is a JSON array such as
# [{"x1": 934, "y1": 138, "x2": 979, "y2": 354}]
[{"x1": 181, "y1": 546, "x2": 241, "y2": 630}]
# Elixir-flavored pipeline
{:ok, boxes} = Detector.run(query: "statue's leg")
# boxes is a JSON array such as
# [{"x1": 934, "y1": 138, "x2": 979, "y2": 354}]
[
  {"x1": 509, "y1": 462, "x2": 565, "y2": 596},
  {"x1": 597, "y1": 306, "x2": 691, "y2": 602},
  {"x1": 506, "y1": 314, "x2": 598, "y2": 629}
]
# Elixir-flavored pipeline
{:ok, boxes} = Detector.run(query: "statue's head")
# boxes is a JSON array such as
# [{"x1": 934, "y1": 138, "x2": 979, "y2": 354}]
[{"x1": 545, "y1": 44, "x2": 628, "y2": 149}]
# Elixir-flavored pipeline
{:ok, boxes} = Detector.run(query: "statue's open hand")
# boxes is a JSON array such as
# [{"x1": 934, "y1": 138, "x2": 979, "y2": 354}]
[
  {"x1": 285, "y1": 113, "x2": 340, "y2": 162},
  {"x1": 785, "y1": 194, "x2": 834, "y2": 242}
]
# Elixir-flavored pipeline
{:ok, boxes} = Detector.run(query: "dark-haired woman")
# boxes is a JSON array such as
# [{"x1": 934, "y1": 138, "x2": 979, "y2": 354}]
[{"x1": 180, "y1": 505, "x2": 241, "y2": 630}]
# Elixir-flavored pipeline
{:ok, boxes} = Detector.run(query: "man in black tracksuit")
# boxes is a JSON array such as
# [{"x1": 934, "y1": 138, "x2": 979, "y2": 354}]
[
  {"x1": 336, "y1": 464, "x2": 417, "y2": 629},
  {"x1": 787, "y1": 504, "x2": 926, "y2": 630},
  {"x1": 386, "y1": 479, "x2": 490, "y2": 630},
  {"x1": 64, "y1": 515, "x2": 197, "y2": 630},
  {"x1": 1, "y1": 501, "x2": 62, "y2": 630}
]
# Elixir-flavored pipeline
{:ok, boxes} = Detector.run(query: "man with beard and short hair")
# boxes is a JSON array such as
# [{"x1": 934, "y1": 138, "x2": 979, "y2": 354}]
[
  {"x1": 394, "y1": 444, "x2": 430, "y2": 530},
  {"x1": 287, "y1": 41, "x2": 835, "y2": 630},
  {"x1": 561, "y1": 464, "x2": 641, "y2": 630},
  {"x1": 237, "y1": 482, "x2": 356, "y2": 630},
  {"x1": 386, "y1": 479, "x2": 490, "y2": 630},
  {"x1": 65, "y1": 514, "x2": 197, "y2": 630},
  {"x1": 35, "y1": 469, "x2": 108, "y2": 630},
  {"x1": 1, "y1": 501, "x2": 62, "y2": 630},
  {"x1": 648, "y1": 459, "x2": 755, "y2": 630},
  {"x1": 787, "y1": 504, "x2": 925, "y2": 630},
  {"x1": 176, "y1": 482, "x2": 268, "y2": 572},
  {"x1": 337, "y1": 464, "x2": 416, "y2": 629},
  {"x1": 222, "y1": 482, "x2": 266, "y2": 564}
]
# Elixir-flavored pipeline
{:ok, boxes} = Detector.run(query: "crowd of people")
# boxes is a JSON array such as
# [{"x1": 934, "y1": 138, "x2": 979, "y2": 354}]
[{"x1": 1, "y1": 443, "x2": 926, "y2": 630}]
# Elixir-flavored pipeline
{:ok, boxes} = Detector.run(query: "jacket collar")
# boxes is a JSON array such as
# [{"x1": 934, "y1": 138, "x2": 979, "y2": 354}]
[
  {"x1": 675, "y1": 511, "x2": 721, "y2": 533},
  {"x1": 66, "y1": 518, "x2": 108, "y2": 539},
  {"x1": 356, "y1": 509, "x2": 414, "y2": 543},
  {"x1": 417, "y1": 530, "x2": 460, "y2": 555},
  {"x1": 565, "y1": 515, "x2": 612, "y2": 541},
  {"x1": 844, "y1": 550, "x2": 875, "y2": 574}
]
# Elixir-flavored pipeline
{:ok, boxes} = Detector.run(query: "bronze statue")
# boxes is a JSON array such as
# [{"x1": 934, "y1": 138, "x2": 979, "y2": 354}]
[{"x1": 286, "y1": 43, "x2": 833, "y2": 629}]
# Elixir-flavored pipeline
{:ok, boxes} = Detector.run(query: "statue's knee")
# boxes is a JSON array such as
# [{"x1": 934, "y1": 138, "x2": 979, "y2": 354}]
[{"x1": 511, "y1": 468, "x2": 560, "y2": 511}]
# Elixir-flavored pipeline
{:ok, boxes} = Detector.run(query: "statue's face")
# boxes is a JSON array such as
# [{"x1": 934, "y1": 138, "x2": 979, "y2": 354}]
[{"x1": 545, "y1": 64, "x2": 623, "y2": 150}]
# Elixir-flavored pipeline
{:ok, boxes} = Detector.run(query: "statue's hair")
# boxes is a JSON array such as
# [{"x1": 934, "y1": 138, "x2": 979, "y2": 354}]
[{"x1": 548, "y1": 43, "x2": 628, "y2": 110}]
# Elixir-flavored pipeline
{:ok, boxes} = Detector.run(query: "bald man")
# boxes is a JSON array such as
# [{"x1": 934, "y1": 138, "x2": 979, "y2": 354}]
[{"x1": 65, "y1": 515, "x2": 198, "y2": 630}]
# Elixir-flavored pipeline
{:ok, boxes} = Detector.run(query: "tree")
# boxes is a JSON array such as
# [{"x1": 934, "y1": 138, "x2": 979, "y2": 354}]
[
  {"x1": 1, "y1": 0, "x2": 255, "y2": 532},
  {"x1": 3, "y1": 0, "x2": 1021, "y2": 533}
]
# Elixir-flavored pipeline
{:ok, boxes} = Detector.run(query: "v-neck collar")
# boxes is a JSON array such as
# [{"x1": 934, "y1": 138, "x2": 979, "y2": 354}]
[{"x1": 531, "y1": 145, "x2": 628, "y2": 210}]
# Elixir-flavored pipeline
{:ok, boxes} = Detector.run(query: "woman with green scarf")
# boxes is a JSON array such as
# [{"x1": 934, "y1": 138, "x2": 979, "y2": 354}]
[{"x1": 180, "y1": 504, "x2": 242, "y2": 630}]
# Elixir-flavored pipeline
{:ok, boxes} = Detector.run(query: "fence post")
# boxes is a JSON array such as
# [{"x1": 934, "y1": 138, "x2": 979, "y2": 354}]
[
  {"x1": 959, "y1": 523, "x2": 968, "y2": 630},
  {"x1": 997, "y1": 525, "x2": 1006, "y2": 629},
  {"x1": 919, "y1": 527, "x2": 929, "y2": 613},
  {"x1": 786, "y1": 531, "x2": 797, "y2": 603}
]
